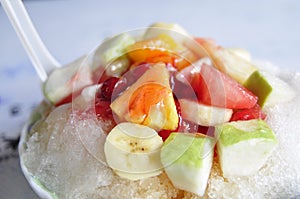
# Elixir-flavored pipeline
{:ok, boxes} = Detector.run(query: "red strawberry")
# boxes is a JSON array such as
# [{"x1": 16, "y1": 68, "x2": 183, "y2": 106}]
[{"x1": 230, "y1": 104, "x2": 267, "y2": 122}]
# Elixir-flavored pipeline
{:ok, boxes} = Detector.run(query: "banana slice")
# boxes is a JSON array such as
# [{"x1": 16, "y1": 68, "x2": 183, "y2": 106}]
[{"x1": 104, "y1": 122, "x2": 163, "y2": 180}]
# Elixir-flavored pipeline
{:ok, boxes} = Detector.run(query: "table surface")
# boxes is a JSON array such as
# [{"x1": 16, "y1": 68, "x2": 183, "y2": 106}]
[{"x1": 0, "y1": 0, "x2": 299, "y2": 198}]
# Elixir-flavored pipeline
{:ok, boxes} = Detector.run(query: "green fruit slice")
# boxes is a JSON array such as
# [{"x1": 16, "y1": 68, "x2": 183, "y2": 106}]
[
  {"x1": 244, "y1": 70, "x2": 295, "y2": 107},
  {"x1": 215, "y1": 119, "x2": 277, "y2": 177},
  {"x1": 161, "y1": 133, "x2": 215, "y2": 196},
  {"x1": 244, "y1": 70, "x2": 273, "y2": 107}
]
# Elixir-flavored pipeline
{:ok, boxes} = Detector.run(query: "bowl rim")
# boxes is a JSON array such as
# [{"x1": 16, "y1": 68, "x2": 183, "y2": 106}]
[{"x1": 18, "y1": 103, "x2": 57, "y2": 199}]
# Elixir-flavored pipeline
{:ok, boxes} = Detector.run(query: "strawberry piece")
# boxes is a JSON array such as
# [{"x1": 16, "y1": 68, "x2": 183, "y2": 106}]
[
  {"x1": 230, "y1": 104, "x2": 267, "y2": 122},
  {"x1": 99, "y1": 77, "x2": 120, "y2": 101}
]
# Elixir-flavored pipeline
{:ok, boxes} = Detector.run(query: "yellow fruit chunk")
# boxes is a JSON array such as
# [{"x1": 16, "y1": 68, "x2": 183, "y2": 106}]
[
  {"x1": 128, "y1": 83, "x2": 169, "y2": 121},
  {"x1": 126, "y1": 34, "x2": 197, "y2": 70},
  {"x1": 110, "y1": 63, "x2": 178, "y2": 130},
  {"x1": 126, "y1": 34, "x2": 178, "y2": 63}
]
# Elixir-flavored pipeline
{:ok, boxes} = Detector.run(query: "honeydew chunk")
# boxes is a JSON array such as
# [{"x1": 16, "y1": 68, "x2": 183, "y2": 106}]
[
  {"x1": 161, "y1": 133, "x2": 215, "y2": 196},
  {"x1": 215, "y1": 119, "x2": 277, "y2": 177},
  {"x1": 101, "y1": 33, "x2": 135, "y2": 64},
  {"x1": 99, "y1": 33, "x2": 135, "y2": 76},
  {"x1": 245, "y1": 70, "x2": 295, "y2": 108},
  {"x1": 243, "y1": 71, "x2": 272, "y2": 107},
  {"x1": 179, "y1": 99, "x2": 233, "y2": 126}
]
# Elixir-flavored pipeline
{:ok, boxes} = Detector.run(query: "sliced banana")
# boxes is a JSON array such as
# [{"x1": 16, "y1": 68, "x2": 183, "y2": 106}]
[{"x1": 104, "y1": 122, "x2": 163, "y2": 180}]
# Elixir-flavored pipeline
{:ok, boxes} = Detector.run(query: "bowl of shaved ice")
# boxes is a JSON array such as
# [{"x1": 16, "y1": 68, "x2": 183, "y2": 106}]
[{"x1": 19, "y1": 23, "x2": 300, "y2": 199}]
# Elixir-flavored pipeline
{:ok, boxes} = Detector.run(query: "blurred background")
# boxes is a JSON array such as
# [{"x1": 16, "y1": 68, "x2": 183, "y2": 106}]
[{"x1": 0, "y1": 0, "x2": 299, "y2": 198}]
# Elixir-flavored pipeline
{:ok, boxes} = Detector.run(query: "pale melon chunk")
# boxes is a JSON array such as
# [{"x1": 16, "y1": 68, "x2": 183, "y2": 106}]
[
  {"x1": 99, "y1": 33, "x2": 135, "y2": 76},
  {"x1": 161, "y1": 133, "x2": 215, "y2": 196},
  {"x1": 179, "y1": 99, "x2": 233, "y2": 126},
  {"x1": 244, "y1": 70, "x2": 273, "y2": 107},
  {"x1": 101, "y1": 33, "x2": 135, "y2": 64},
  {"x1": 215, "y1": 119, "x2": 277, "y2": 177}
]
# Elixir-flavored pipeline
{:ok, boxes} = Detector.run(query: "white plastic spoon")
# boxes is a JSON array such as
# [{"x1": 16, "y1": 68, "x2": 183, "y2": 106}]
[{"x1": 0, "y1": 0, "x2": 60, "y2": 82}]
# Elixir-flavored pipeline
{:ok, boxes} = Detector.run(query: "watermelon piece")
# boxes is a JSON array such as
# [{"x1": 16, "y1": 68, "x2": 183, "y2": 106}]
[{"x1": 189, "y1": 63, "x2": 258, "y2": 109}]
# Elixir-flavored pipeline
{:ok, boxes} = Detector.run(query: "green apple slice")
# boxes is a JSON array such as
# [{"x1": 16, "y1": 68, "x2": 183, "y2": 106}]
[
  {"x1": 179, "y1": 99, "x2": 233, "y2": 126},
  {"x1": 161, "y1": 133, "x2": 215, "y2": 196},
  {"x1": 244, "y1": 70, "x2": 295, "y2": 107},
  {"x1": 215, "y1": 119, "x2": 277, "y2": 177}
]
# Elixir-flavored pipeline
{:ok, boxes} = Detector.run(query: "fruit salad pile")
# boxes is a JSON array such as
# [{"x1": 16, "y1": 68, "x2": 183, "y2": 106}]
[{"x1": 42, "y1": 23, "x2": 295, "y2": 197}]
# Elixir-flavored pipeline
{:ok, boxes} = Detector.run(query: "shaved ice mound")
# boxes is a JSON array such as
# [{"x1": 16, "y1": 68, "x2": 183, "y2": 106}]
[{"x1": 20, "y1": 69, "x2": 300, "y2": 199}]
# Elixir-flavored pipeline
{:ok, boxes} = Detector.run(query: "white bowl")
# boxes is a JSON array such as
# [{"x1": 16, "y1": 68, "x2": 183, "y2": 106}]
[{"x1": 19, "y1": 102, "x2": 56, "y2": 199}]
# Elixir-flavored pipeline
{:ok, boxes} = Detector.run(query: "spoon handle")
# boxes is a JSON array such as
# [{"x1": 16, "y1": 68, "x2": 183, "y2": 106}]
[{"x1": 1, "y1": 0, "x2": 60, "y2": 82}]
